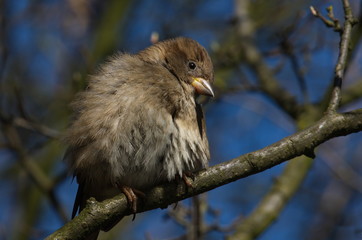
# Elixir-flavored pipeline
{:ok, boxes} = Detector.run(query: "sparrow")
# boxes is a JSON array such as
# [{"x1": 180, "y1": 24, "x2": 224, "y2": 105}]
[{"x1": 64, "y1": 37, "x2": 214, "y2": 239}]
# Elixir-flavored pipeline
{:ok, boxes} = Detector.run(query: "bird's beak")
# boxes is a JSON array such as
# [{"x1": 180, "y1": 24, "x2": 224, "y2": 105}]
[{"x1": 191, "y1": 77, "x2": 214, "y2": 97}]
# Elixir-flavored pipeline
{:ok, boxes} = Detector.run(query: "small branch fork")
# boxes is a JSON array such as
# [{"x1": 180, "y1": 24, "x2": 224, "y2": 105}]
[
  {"x1": 310, "y1": 1, "x2": 358, "y2": 113},
  {"x1": 310, "y1": 6, "x2": 342, "y2": 33}
]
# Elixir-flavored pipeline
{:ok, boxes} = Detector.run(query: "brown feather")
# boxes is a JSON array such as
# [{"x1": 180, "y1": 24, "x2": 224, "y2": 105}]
[{"x1": 64, "y1": 37, "x2": 214, "y2": 238}]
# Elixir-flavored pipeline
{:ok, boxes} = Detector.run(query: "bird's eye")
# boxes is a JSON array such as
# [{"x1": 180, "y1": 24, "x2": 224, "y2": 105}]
[{"x1": 188, "y1": 61, "x2": 197, "y2": 70}]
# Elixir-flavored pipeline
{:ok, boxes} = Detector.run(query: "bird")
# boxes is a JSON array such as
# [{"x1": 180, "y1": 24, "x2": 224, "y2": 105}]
[{"x1": 64, "y1": 37, "x2": 214, "y2": 239}]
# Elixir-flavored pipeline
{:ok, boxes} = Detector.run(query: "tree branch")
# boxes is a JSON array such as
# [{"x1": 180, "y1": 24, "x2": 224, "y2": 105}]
[
  {"x1": 228, "y1": 2, "x2": 360, "y2": 237},
  {"x1": 314, "y1": 0, "x2": 358, "y2": 113},
  {"x1": 226, "y1": 104, "x2": 322, "y2": 239},
  {"x1": 227, "y1": 155, "x2": 313, "y2": 240},
  {"x1": 234, "y1": 0, "x2": 300, "y2": 118},
  {"x1": 13, "y1": 117, "x2": 60, "y2": 139},
  {"x1": 326, "y1": 0, "x2": 352, "y2": 112},
  {"x1": 46, "y1": 109, "x2": 362, "y2": 240},
  {"x1": 1, "y1": 119, "x2": 68, "y2": 223}
]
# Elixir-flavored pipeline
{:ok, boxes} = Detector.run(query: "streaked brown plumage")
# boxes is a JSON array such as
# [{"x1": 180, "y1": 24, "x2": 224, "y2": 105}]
[{"x1": 64, "y1": 37, "x2": 214, "y2": 239}]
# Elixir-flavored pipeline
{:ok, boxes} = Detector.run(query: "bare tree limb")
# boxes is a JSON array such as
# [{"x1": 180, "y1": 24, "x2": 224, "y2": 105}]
[
  {"x1": 191, "y1": 196, "x2": 202, "y2": 240},
  {"x1": 307, "y1": 179, "x2": 352, "y2": 240},
  {"x1": 320, "y1": 144, "x2": 362, "y2": 193},
  {"x1": 326, "y1": 0, "x2": 356, "y2": 112},
  {"x1": 46, "y1": 109, "x2": 362, "y2": 240},
  {"x1": 1, "y1": 119, "x2": 53, "y2": 191},
  {"x1": 226, "y1": 104, "x2": 322, "y2": 240},
  {"x1": 281, "y1": 40, "x2": 309, "y2": 103},
  {"x1": 311, "y1": 0, "x2": 358, "y2": 113},
  {"x1": 228, "y1": 2, "x2": 360, "y2": 237},
  {"x1": 0, "y1": 117, "x2": 68, "y2": 222},
  {"x1": 227, "y1": 156, "x2": 313, "y2": 240},
  {"x1": 13, "y1": 117, "x2": 60, "y2": 139},
  {"x1": 234, "y1": 0, "x2": 300, "y2": 118}
]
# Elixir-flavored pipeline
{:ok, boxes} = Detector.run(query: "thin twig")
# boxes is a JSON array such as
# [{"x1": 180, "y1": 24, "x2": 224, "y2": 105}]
[
  {"x1": 280, "y1": 39, "x2": 309, "y2": 103},
  {"x1": 168, "y1": 203, "x2": 191, "y2": 228},
  {"x1": 13, "y1": 117, "x2": 60, "y2": 139},
  {"x1": 191, "y1": 196, "x2": 201, "y2": 240},
  {"x1": 327, "y1": 0, "x2": 357, "y2": 113},
  {"x1": 1, "y1": 118, "x2": 67, "y2": 223},
  {"x1": 310, "y1": 6, "x2": 342, "y2": 33},
  {"x1": 320, "y1": 144, "x2": 362, "y2": 193},
  {"x1": 312, "y1": 1, "x2": 357, "y2": 113},
  {"x1": 307, "y1": 179, "x2": 352, "y2": 240},
  {"x1": 234, "y1": 0, "x2": 300, "y2": 119}
]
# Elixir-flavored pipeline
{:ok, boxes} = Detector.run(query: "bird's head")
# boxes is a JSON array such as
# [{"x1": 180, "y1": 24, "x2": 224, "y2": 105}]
[{"x1": 138, "y1": 37, "x2": 214, "y2": 97}]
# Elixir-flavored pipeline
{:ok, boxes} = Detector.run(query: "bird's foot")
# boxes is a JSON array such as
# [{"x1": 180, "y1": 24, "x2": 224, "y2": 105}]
[
  {"x1": 176, "y1": 171, "x2": 195, "y2": 188},
  {"x1": 119, "y1": 186, "x2": 145, "y2": 221}
]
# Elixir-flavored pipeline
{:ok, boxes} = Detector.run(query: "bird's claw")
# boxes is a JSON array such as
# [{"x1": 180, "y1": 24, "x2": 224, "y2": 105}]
[
  {"x1": 177, "y1": 171, "x2": 194, "y2": 188},
  {"x1": 120, "y1": 186, "x2": 145, "y2": 221}
]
